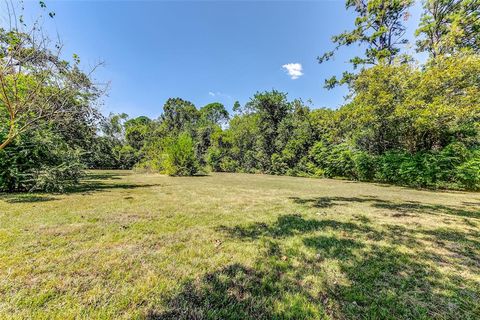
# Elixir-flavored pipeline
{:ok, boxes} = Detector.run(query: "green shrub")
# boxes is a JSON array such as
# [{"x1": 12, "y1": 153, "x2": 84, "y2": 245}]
[
  {"x1": 369, "y1": 145, "x2": 479, "y2": 190},
  {"x1": 375, "y1": 151, "x2": 405, "y2": 184},
  {"x1": 285, "y1": 156, "x2": 318, "y2": 177},
  {"x1": 220, "y1": 157, "x2": 238, "y2": 172},
  {"x1": 307, "y1": 142, "x2": 357, "y2": 179},
  {"x1": 324, "y1": 143, "x2": 356, "y2": 179},
  {"x1": 308, "y1": 141, "x2": 329, "y2": 169},
  {"x1": 240, "y1": 150, "x2": 259, "y2": 173},
  {"x1": 114, "y1": 145, "x2": 139, "y2": 169},
  {"x1": 437, "y1": 142, "x2": 470, "y2": 183},
  {"x1": 397, "y1": 152, "x2": 440, "y2": 188},
  {"x1": 0, "y1": 132, "x2": 84, "y2": 192},
  {"x1": 162, "y1": 132, "x2": 199, "y2": 176},
  {"x1": 33, "y1": 156, "x2": 85, "y2": 192},
  {"x1": 354, "y1": 152, "x2": 377, "y2": 181},
  {"x1": 206, "y1": 147, "x2": 223, "y2": 171},
  {"x1": 455, "y1": 152, "x2": 480, "y2": 190},
  {"x1": 270, "y1": 153, "x2": 289, "y2": 175}
]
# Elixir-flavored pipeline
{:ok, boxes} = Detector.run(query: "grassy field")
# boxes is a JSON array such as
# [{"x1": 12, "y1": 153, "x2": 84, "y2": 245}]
[{"x1": 0, "y1": 171, "x2": 479, "y2": 319}]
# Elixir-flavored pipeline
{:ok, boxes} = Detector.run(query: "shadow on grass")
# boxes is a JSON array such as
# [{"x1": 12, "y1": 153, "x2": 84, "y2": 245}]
[
  {"x1": 373, "y1": 201, "x2": 480, "y2": 219},
  {"x1": 462, "y1": 201, "x2": 480, "y2": 208},
  {"x1": 84, "y1": 171, "x2": 130, "y2": 180},
  {"x1": 147, "y1": 240, "x2": 328, "y2": 320},
  {"x1": 147, "y1": 263, "x2": 302, "y2": 320},
  {"x1": 0, "y1": 172, "x2": 161, "y2": 202},
  {"x1": 64, "y1": 181, "x2": 161, "y2": 194},
  {"x1": 151, "y1": 214, "x2": 480, "y2": 319},
  {"x1": 290, "y1": 196, "x2": 480, "y2": 219},
  {"x1": 217, "y1": 214, "x2": 379, "y2": 241},
  {"x1": 63, "y1": 171, "x2": 163, "y2": 194},
  {"x1": 0, "y1": 194, "x2": 58, "y2": 203},
  {"x1": 167, "y1": 173, "x2": 210, "y2": 178}
]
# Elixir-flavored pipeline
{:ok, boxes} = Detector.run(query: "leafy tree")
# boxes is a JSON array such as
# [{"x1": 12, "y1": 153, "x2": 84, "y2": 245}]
[
  {"x1": 125, "y1": 116, "x2": 153, "y2": 151},
  {"x1": 226, "y1": 113, "x2": 261, "y2": 172},
  {"x1": 0, "y1": 127, "x2": 84, "y2": 192},
  {"x1": 401, "y1": 53, "x2": 480, "y2": 151},
  {"x1": 245, "y1": 90, "x2": 292, "y2": 171},
  {"x1": 205, "y1": 126, "x2": 235, "y2": 172},
  {"x1": 87, "y1": 113, "x2": 139, "y2": 169},
  {"x1": 274, "y1": 101, "x2": 316, "y2": 173},
  {"x1": 0, "y1": 15, "x2": 100, "y2": 150},
  {"x1": 161, "y1": 132, "x2": 199, "y2": 176},
  {"x1": 416, "y1": 0, "x2": 480, "y2": 56},
  {"x1": 318, "y1": 0, "x2": 413, "y2": 88},
  {"x1": 160, "y1": 98, "x2": 199, "y2": 134},
  {"x1": 0, "y1": 2, "x2": 100, "y2": 192},
  {"x1": 233, "y1": 100, "x2": 242, "y2": 113},
  {"x1": 339, "y1": 63, "x2": 414, "y2": 154},
  {"x1": 195, "y1": 103, "x2": 229, "y2": 166},
  {"x1": 199, "y1": 102, "x2": 229, "y2": 126}
]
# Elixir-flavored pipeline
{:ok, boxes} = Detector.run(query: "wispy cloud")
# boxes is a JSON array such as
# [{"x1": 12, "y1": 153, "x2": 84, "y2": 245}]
[
  {"x1": 208, "y1": 91, "x2": 232, "y2": 100},
  {"x1": 282, "y1": 63, "x2": 303, "y2": 79}
]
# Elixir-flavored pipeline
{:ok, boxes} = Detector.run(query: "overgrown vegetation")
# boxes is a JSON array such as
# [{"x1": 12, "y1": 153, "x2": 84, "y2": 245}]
[
  {"x1": 82, "y1": 1, "x2": 480, "y2": 190},
  {"x1": 0, "y1": 3, "x2": 100, "y2": 192},
  {"x1": 1, "y1": 0, "x2": 479, "y2": 192},
  {"x1": 84, "y1": 53, "x2": 480, "y2": 189}
]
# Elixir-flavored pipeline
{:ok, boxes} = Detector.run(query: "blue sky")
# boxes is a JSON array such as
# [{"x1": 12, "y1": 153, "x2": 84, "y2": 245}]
[{"x1": 18, "y1": 1, "x2": 422, "y2": 118}]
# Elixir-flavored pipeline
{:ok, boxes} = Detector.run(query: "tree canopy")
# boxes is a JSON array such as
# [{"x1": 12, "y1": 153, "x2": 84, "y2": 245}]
[{"x1": 1, "y1": 0, "x2": 479, "y2": 191}]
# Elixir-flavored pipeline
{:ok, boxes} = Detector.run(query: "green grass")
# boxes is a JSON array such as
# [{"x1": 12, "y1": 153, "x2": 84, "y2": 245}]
[{"x1": 1, "y1": 171, "x2": 479, "y2": 319}]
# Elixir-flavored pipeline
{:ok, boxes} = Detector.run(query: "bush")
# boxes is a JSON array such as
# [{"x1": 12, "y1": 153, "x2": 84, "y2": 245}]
[
  {"x1": 397, "y1": 152, "x2": 440, "y2": 188},
  {"x1": 0, "y1": 132, "x2": 84, "y2": 192},
  {"x1": 270, "y1": 153, "x2": 289, "y2": 175},
  {"x1": 307, "y1": 142, "x2": 357, "y2": 179},
  {"x1": 354, "y1": 152, "x2": 377, "y2": 181},
  {"x1": 456, "y1": 152, "x2": 480, "y2": 190},
  {"x1": 162, "y1": 132, "x2": 199, "y2": 176},
  {"x1": 308, "y1": 141, "x2": 329, "y2": 169},
  {"x1": 114, "y1": 145, "x2": 139, "y2": 169},
  {"x1": 323, "y1": 143, "x2": 356, "y2": 179},
  {"x1": 369, "y1": 145, "x2": 479, "y2": 190},
  {"x1": 375, "y1": 151, "x2": 405, "y2": 184},
  {"x1": 284, "y1": 156, "x2": 318, "y2": 177},
  {"x1": 437, "y1": 142, "x2": 470, "y2": 183},
  {"x1": 33, "y1": 155, "x2": 85, "y2": 192},
  {"x1": 220, "y1": 157, "x2": 239, "y2": 172},
  {"x1": 206, "y1": 147, "x2": 223, "y2": 171}
]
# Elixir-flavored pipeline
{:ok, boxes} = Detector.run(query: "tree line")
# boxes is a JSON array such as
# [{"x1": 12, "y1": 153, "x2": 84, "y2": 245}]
[{"x1": 1, "y1": 0, "x2": 479, "y2": 192}]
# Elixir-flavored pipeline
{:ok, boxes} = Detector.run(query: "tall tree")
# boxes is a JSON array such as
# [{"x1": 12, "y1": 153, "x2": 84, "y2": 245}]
[
  {"x1": 416, "y1": 0, "x2": 480, "y2": 56},
  {"x1": 199, "y1": 102, "x2": 229, "y2": 126},
  {"x1": 124, "y1": 116, "x2": 153, "y2": 151},
  {"x1": 160, "y1": 98, "x2": 199, "y2": 133},
  {"x1": 245, "y1": 90, "x2": 292, "y2": 170},
  {"x1": 318, "y1": 0, "x2": 413, "y2": 88},
  {"x1": 0, "y1": 4, "x2": 101, "y2": 150}
]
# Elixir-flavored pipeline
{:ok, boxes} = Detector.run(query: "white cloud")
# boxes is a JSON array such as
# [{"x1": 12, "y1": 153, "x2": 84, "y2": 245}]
[
  {"x1": 282, "y1": 63, "x2": 303, "y2": 79},
  {"x1": 208, "y1": 91, "x2": 233, "y2": 100}
]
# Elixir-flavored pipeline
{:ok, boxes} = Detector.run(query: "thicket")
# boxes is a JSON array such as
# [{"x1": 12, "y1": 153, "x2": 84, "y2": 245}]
[
  {"x1": 84, "y1": 52, "x2": 479, "y2": 190},
  {"x1": 1, "y1": 0, "x2": 479, "y2": 191}
]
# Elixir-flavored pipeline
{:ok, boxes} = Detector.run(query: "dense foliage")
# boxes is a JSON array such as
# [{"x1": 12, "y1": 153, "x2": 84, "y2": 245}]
[
  {"x1": 84, "y1": 52, "x2": 479, "y2": 190},
  {"x1": 0, "y1": 3, "x2": 100, "y2": 192},
  {"x1": 0, "y1": 125, "x2": 87, "y2": 192},
  {"x1": 1, "y1": 0, "x2": 479, "y2": 192}
]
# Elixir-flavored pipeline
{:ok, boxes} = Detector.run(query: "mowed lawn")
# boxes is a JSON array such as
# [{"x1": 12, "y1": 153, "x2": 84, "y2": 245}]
[{"x1": 0, "y1": 171, "x2": 479, "y2": 319}]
